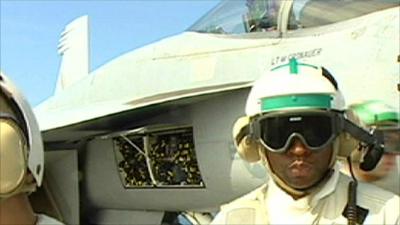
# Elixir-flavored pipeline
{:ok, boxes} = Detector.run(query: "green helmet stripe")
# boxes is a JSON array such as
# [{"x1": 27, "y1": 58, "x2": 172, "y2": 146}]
[
  {"x1": 374, "y1": 112, "x2": 400, "y2": 123},
  {"x1": 289, "y1": 58, "x2": 299, "y2": 74},
  {"x1": 352, "y1": 100, "x2": 399, "y2": 125},
  {"x1": 261, "y1": 94, "x2": 332, "y2": 112},
  {"x1": 358, "y1": 111, "x2": 399, "y2": 125},
  {"x1": 271, "y1": 58, "x2": 318, "y2": 74}
]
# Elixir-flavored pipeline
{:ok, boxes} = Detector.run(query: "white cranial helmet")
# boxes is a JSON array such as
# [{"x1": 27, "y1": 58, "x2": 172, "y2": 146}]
[
  {"x1": 0, "y1": 72, "x2": 44, "y2": 199},
  {"x1": 239, "y1": 58, "x2": 348, "y2": 195},
  {"x1": 236, "y1": 58, "x2": 346, "y2": 163},
  {"x1": 246, "y1": 58, "x2": 345, "y2": 116}
]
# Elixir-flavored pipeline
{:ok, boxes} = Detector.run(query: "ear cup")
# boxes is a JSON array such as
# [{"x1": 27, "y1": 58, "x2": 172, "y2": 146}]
[
  {"x1": 337, "y1": 132, "x2": 359, "y2": 160},
  {"x1": 359, "y1": 129, "x2": 385, "y2": 171},
  {"x1": 0, "y1": 118, "x2": 27, "y2": 197},
  {"x1": 237, "y1": 136, "x2": 261, "y2": 162},
  {"x1": 233, "y1": 116, "x2": 250, "y2": 145},
  {"x1": 337, "y1": 109, "x2": 366, "y2": 159},
  {"x1": 233, "y1": 116, "x2": 261, "y2": 162},
  {"x1": 359, "y1": 145, "x2": 384, "y2": 171}
]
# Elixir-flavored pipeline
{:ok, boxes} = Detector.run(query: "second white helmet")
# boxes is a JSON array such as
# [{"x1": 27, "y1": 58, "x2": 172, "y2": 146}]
[{"x1": 0, "y1": 72, "x2": 44, "y2": 199}]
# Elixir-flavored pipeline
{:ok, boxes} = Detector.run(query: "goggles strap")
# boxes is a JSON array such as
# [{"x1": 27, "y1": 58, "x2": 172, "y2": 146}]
[{"x1": 343, "y1": 119, "x2": 376, "y2": 145}]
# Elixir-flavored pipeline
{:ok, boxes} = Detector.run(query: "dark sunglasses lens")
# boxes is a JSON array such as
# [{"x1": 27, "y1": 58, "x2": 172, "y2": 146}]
[
  {"x1": 301, "y1": 115, "x2": 332, "y2": 147},
  {"x1": 260, "y1": 117, "x2": 289, "y2": 149},
  {"x1": 259, "y1": 114, "x2": 333, "y2": 150}
]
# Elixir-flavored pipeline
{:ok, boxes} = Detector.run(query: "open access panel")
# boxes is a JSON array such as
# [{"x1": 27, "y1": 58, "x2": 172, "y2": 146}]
[{"x1": 112, "y1": 125, "x2": 204, "y2": 188}]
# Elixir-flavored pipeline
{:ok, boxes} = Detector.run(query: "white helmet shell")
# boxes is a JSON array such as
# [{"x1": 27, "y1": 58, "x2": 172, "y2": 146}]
[
  {"x1": 246, "y1": 59, "x2": 345, "y2": 116},
  {"x1": 0, "y1": 72, "x2": 44, "y2": 187},
  {"x1": 242, "y1": 59, "x2": 346, "y2": 195}
]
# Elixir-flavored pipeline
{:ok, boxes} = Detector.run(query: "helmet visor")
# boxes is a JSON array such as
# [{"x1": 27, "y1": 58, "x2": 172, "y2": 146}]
[{"x1": 255, "y1": 111, "x2": 340, "y2": 152}]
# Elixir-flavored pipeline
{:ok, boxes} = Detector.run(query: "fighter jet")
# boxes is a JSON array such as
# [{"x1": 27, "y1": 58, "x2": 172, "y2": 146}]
[{"x1": 33, "y1": 0, "x2": 399, "y2": 224}]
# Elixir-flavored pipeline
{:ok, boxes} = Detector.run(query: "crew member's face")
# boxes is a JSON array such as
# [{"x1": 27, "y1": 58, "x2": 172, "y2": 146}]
[{"x1": 265, "y1": 138, "x2": 333, "y2": 189}]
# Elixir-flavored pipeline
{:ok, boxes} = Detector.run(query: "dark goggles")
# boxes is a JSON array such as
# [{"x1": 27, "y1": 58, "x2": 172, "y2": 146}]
[{"x1": 252, "y1": 110, "x2": 343, "y2": 153}]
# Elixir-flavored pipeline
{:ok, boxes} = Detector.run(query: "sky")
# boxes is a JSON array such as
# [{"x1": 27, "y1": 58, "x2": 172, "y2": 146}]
[{"x1": 0, "y1": 0, "x2": 220, "y2": 106}]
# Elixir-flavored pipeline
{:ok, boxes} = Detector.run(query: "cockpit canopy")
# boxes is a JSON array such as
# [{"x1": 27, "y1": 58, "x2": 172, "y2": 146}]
[{"x1": 188, "y1": 0, "x2": 399, "y2": 34}]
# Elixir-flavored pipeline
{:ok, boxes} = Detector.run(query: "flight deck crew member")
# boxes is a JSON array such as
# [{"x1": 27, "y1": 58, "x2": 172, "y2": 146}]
[
  {"x1": 0, "y1": 72, "x2": 63, "y2": 225},
  {"x1": 342, "y1": 100, "x2": 400, "y2": 195},
  {"x1": 211, "y1": 58, "x2": 399, "y2": 225}
]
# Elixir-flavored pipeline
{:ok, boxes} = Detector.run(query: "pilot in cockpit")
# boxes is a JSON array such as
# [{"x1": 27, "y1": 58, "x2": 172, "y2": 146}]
[{"x1": 244, "y1": 0, "x2": 281, "y2": 32}]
